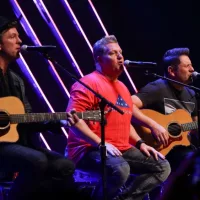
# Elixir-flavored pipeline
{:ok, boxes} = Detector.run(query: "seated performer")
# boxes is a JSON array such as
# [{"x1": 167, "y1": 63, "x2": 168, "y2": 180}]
[
  {"x1": 0, "y1": 15, "x2": 80, "y2": 200},
  {"x1": 66, "y1": 34, "x2": 171, "y2": 200}
]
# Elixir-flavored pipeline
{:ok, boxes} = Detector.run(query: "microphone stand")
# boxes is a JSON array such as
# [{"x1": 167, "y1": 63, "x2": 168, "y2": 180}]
[
  {"x1": 41, "y1": 52, "x2": 124, "y2": 200},
  {"x1": 146, "y1": 71, "x2": 200, "y2": 147}
]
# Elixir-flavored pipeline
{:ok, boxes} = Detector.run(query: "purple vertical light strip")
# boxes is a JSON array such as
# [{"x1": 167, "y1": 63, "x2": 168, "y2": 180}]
[
  {"x1": 61, "y1": 0, "x2": 93, "y2": 52},
  {"x1": 10, "y1": 0, "x2": 69, "y2": 139},
  {"x1": 87, "y1": 0, "x2": 109, "y2": 36},
  {"x1": 33, "y1": 0, "x2": 84, "y2": 77},
  {"x1": 10, "y1": 0, "x2": 70, "y2": 97},
  {"x1": 88, "y1": 0, "x2": 138, "y2": 93},
  {"x1": 40, "y1": 134, "x2": 51, "y2": 150}
]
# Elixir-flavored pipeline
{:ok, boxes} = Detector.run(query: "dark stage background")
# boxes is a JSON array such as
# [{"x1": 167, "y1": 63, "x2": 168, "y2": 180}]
[{"x1": 1, "y1": 0, "x2": 200, "y2": 154}]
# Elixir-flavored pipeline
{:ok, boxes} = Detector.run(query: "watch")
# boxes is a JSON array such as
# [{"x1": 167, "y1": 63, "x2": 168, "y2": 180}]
[{"x1": 136, "y1": 139, "x2": 145, "y2": 149}]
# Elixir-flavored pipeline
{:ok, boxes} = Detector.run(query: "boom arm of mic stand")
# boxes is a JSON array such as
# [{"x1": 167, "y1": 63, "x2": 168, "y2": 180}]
[
  {"x1": 146, "y1": 72, "x2": 200, "y2": 147},
  {"x1": 146, "y1": 72, "x2": 200, "y2": 91},
  {"x1": 42, "y1": 52, "x2": 124, "y2": 200}
]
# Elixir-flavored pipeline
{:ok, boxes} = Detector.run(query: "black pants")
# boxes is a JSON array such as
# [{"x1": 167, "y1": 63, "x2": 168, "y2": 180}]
[
  {"x1": 160, "y1": 145, "x2": 200, "y2": 200},
  {"x1": 166, "y1": 145, "x2": 196, "y2": 172},
  {"x1": 0, "y1": 143, "x2": 75, "y2": 200}
]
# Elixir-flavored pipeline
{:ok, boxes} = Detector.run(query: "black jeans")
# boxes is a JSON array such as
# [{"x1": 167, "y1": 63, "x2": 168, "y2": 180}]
[
  {"x1": 165, "y1": 145, "x2": 196, "y2": 172},
  {"x1": 159, "y1": 145, "x2": 199, "y2": 200},
  {"x1": 0, "y1": 143, "x2": 75, "y2": 200}
]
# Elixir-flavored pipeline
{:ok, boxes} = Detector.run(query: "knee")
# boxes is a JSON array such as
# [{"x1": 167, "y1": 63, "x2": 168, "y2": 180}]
[
  {"x1": 52, "y1": 158, "x2": 75, "y2": 177},
  {"x1": 63, "y1": 159, "x2": 75, "y2": 175},
  {"x1": 33, "y1": 155, "x2": 48, "y2": 173},
  {"x1": 111, "y1": 162, "x2": 130, "y2": 186},
  {"x1": 158, "y1": 159, "x2": 171, "y2": 182}
]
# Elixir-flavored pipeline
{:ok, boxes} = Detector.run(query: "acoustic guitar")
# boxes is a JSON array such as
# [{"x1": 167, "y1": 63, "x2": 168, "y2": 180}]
[
  {"x1": 133, "y1": 109, "x2": 197, "y2": 155},
  {"x1": 0, "y1": 96, "x2": 102, "y2": 143}
]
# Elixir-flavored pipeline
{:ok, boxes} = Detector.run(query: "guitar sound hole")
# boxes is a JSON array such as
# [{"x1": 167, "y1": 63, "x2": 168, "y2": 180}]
[
  {"x1": 0, "y1": 111, "x2": 10, "y2": 129},
  {"x1": 168, "y1": 123, "x2": 181, "y2": 137}
]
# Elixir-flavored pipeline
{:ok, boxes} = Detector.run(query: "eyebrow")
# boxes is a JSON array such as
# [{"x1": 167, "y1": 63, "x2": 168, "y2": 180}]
[
  {"x1": 109, "y1": 49, "x2": 122, "y2": 53},
  {"x1": 10, "y1": 32, "x2": 19, "y2": 37}
]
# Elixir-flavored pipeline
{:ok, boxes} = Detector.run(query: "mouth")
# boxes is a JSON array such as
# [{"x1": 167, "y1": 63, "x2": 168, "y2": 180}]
[
  {"x1": 118, "y1": 61, "x2": 123, "y2": 65},
  {"x1": 118, "y1": 62, "x2": 124, "y2": 67}
]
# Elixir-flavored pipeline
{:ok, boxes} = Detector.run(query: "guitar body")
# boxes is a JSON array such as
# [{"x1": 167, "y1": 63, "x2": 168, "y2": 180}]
[
  {"x1": 133, "y1": 109, "x2": 192, "y2": 156},
  {"x1": 0, "y1": 96, "x2": 25, "y2": 142}
]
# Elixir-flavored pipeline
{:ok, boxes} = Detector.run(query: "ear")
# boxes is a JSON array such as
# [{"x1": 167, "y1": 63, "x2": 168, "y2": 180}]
[
  {"x1": 97, "y1": 56, "x2": 102, "y2": 63},
  {"x1": 168, "y1": 66, "x2": 175, "y2": 77}
]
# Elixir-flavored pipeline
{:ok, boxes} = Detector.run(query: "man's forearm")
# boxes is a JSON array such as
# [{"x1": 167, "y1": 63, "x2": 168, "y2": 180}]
[
  {"x1": 70, "y1": 119, "x2": 101, "y2": 147},
  {"x1": 129, "y1": 125, "x2": 141, "y2": 146},
  {"x1": 132, "y1": 104, "x2": 158, "y2": 130}
]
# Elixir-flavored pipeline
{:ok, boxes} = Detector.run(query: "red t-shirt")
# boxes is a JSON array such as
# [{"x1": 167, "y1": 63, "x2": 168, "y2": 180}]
[{"x1": 67, "y1": 71, "x2": 133, "y2": 164}]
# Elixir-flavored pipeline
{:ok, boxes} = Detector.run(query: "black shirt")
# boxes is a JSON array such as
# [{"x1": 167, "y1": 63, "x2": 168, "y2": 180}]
[{"x1": 135, "y1": 78, "x2": 197, "y2": 117}]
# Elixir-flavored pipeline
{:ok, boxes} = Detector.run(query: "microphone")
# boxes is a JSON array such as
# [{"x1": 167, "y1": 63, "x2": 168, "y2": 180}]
[
  {"x1": 192, "y1": 71, "x2": 200, "y2": 79},
  {"x1": 124, "y1": 60, "x2": 157, "y2": 68},
  {"x1": 20, "y1": 45, "x2": 56, "y2": 53}
]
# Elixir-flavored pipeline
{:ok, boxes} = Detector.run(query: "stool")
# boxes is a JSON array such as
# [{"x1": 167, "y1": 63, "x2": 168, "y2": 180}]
[
  {"x1": 73, "y1": 169, "x2": 100, "y2": 199},
  {"x1": 73, "y1": 169, "x2": 157, "y2": 200},
  {"x1": 0, "y1": 172, "x2": 17, "y2": 200},
  {"x1": 0, "y1": 181, "x2": 13, "y2": 200}
]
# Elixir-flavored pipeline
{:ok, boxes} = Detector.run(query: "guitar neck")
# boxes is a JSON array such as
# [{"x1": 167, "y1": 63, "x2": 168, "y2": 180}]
[
  {"x1": 10, "y1": 112, "x2": 87, "y2": 123},
  {"x1": 181, "y1": 121, "x2": 198, "y2": 132}
]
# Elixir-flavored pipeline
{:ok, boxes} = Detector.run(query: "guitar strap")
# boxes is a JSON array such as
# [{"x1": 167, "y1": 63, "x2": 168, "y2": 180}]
[
  {"x1": 0, "y1": 68, "x2": 11, "y2": 97},
  {"x1": 7, "y1": 69, "x2": 18, "y2": 97},
  {"x1": 0, "y1": 68, "x2": 18, "y2": 98}
]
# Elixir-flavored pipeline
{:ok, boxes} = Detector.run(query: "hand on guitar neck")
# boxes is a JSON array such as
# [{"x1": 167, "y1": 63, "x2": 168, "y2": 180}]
[{"x1": 61, "y1": 109, "x2": 80, "y2": 127}]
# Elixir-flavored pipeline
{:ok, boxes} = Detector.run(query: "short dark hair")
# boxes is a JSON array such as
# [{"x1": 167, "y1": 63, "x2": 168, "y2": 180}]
[
  {"x1": 93, "y1": 35, "x2": 118, "y2": 63},
  {"x1": 162, "y1": 48, "x2": 190, "y2": 75},
  {"x1": 0, "y1": 16, "x2": 18, "y2": 43}
]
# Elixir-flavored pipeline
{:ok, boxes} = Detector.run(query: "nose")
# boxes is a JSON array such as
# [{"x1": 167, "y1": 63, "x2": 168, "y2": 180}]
[
  {"x1": 17, "y1": 36, "x2": 22, "y2": 44},
  {"x1": 190, "y1": 65, "x2": 194, "y2": 72},
  {"x1": 117, "y1": 52, "x2": 123, "y2": 60}
]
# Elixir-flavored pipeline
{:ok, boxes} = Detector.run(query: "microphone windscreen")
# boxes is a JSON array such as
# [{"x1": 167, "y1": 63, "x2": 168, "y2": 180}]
[
  {"x1": 124, "y1": 60, "x2": 130, "y2": 66},
  {"x1": 20, "y1": 45, "x2": 28, "y2": 51},
  {"x1": 192, "y1": 71, "x2": 199, "y2": 78}
]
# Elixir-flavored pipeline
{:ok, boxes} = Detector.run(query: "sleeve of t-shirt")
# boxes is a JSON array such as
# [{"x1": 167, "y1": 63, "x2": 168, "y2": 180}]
[
  {"x1": 134, "y1": 82, "x2": 160, "y2": 108},
  {"x1": 66, "y1": 79, "x2": 96, "y2": 112}
]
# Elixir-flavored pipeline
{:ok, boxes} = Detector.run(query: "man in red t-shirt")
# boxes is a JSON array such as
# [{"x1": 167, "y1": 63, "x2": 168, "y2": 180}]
[{"x1": 66, "y1": 35, "x2": 171, "y2": 200}]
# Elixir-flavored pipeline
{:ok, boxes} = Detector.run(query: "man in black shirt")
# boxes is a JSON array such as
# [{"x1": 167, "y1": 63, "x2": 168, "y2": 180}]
[
  {"x1": 0, "y1": 16, "x2": 77, "y2": 200},
  {"x1": 131, "y1": 47, "x2": 197, "y2": 168},
  {"x1": 131, "y1": 47, "x2": 199, "y2": 198}
]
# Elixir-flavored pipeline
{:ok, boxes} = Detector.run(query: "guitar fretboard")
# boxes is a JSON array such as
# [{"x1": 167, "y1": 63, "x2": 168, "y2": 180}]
[
  {"x1": 181, "y1": 121, "x2": 198, "y2": 132},
  {"x1": 9, "y1": 112, "x2": 89, "y2": 123}
]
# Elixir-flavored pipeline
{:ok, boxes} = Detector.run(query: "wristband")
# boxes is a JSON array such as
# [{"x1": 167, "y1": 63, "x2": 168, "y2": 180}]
[
  {"x1": 97, "y1": 142, "x2": 101, "y2": 149},
  {"x1": 136, "y1": 139, "x2": 145, "y2": 149}
]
